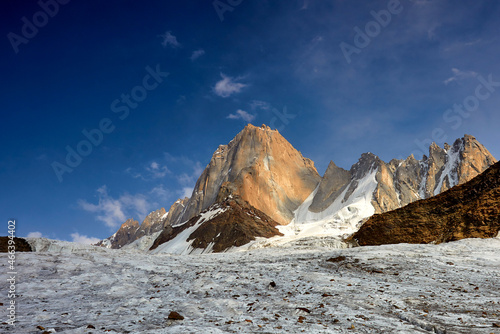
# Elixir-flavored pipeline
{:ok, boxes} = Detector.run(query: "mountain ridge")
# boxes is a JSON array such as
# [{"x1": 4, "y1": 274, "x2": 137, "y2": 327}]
[
  {"x1": 351, "y1": 161, "x2": 500, "y2": 245},
  {"x1": 97, "y1": 124, "x2": 496, "y2": 252}
]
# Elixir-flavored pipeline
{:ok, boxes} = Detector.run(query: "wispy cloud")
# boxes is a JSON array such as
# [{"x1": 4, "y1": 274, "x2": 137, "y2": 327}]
[
  {"x1": 250, "y1": 100, "x2": 271, "y2": 111},
  {"x1": 70, "y1": 233, "x2": 100, "y2": 245},
  {"x1": 181, "y1": 187, "x2": 193, "y2": 199},
  {"x1": 162, "y1": 153, "x2": 204, "y2": 199},
  {"x1": 27, "y1": 231, "x2": 43, "y2": 238},
  {"x1": 160, "y1": 31, "x2": 181, "y2": 48},
  {"x1": 78, "y1": 186, "x2": 151, "y2": 228},
  {"x1": 176, "y1": 161, "x2": 203, "y2": 187},
  {"x1": 227, "y1": 109, "x2": 255, "y2": 122},
  {"x1": 300, "y1": 0, "x2": 309, "y2": 10},
  {"x1": 146, "y1": 161, "x2": 170, "y2": 178},
  {"x1": 126, "y1": 162, "x2": 170, "y2": 180},
  {"x1": 214, "y1": 73, "x2": 247, "y2": 98},
  {"x1": 444, "y1": 68, "x2": 478, "y2": 85},
  {"x1": 190, "y1": 49, "x2": 205, "y2": 61},
  {"x1": 149, "y1": 185, "x2": 170, "y2": 202}
]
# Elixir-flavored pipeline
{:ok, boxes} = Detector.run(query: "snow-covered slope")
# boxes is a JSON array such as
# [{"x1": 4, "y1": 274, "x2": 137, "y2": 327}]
[
  {"x1": 121, "y1": 231, "x2": 163, "y2": 252},
  {"x1": 152, "y1": 206, "x2": 229, "y2": 255},
  {"x1": 284, "y1": 166, "x2": 378, "y2": 239},
  {"x1": 5, "y1": 238, "x2": 500, "y2": 333}
]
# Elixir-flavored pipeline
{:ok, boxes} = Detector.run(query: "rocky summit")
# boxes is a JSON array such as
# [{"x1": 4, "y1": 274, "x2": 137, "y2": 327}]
[
  {"x1": 168, "y1": 124, "x2": 321, "y2": 227},
  {"x1": 96, "y1": 208, "x2": 168, "y2": 249},
  {"x1": 352, "y1": 161, "x2": 500, "y2": 246}
]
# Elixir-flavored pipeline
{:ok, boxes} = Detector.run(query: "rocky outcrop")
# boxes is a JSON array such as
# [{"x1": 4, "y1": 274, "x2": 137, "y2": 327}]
[
  {"x1": 0, "y1": 237, "x2": 32, "y2": 252},
  {"x1": 163, "y1": 197, "x2": 189, "y2": 227},
  {"x1": 96, "y1": 208, "x2": 168, "y2": 249},
  {"x1": 150, "y1": 194, "x2": 283, "y2": 254},
  {"x1": 168, "y1": 124, "x2": 321, "y2": 227},
  {"x1": 351, "y1": 162, "x2": 500, "y2": 245}
]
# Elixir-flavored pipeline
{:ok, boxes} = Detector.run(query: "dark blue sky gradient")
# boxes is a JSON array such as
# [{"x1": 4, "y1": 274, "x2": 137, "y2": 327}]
[{"x1": 1, "y1": 0, "x2": 499, "y2": 242}]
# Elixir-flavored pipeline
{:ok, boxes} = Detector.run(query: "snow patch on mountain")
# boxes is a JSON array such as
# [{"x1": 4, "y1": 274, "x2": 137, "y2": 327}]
[
  {"x1": 434, "y1": 143, "x2": 462, "y2": 195},
  {"x1": 281, "y1": 167, "x2": 378, "y2": 239}
]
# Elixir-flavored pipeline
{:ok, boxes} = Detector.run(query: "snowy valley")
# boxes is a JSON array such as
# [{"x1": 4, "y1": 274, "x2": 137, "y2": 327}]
[{"x1": 2, "y1": 237, "x2": 500, "y2": 333}]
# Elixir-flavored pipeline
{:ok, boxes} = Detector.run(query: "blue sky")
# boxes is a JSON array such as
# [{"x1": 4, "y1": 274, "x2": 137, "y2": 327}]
[{"x1": 1, "y1": 0, "x2": 499, "y2": 243}]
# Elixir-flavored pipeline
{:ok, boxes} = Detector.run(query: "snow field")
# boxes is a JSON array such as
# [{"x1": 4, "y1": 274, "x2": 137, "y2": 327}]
[{"x1": 1, "y1": 238, "x2": 500, "y2": 333}]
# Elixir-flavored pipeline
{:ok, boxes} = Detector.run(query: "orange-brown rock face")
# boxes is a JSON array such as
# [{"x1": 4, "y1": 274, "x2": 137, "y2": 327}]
[
  {"x1": 352, "y1": 162, "x2": 500, "y2": 246},
  {"x1": 171, "y1": 124, "x2": 321, "y2": 226}
]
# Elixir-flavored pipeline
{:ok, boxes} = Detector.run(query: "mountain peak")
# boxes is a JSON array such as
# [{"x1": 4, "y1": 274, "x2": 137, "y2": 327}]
[
  {"x1": 159, "y1": 123, "x2": 321, "y2": 229},
  {"x1": 241, "y1": 123, "x2": 275, "y2": 133},
  {"x1": 121, "y1": 218, "x2": 139, "y2": 229}
]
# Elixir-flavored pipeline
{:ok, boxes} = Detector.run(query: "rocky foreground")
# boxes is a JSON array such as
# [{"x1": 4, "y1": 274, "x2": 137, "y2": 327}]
[
  {"x1": 2, "y1": 238, "x2": 500, "y2": 333},
  {"x1": 353, "y1": 161, "x2": 500, "y2": 246}
]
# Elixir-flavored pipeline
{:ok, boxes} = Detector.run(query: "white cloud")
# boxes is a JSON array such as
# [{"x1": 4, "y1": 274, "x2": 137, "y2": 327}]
[
  {"x1": 190, "y1": 49, "x2": 205, "y2": 61},
  {"x1": 124, "y1": 167, "x2": 143, "y2": 179},
  {"x1": 227, "y1": 109, "x2": 255, "y2": 122},
  {"x1": 181, "y1": 187, "x2": 193, "y2": 199},
  {"x1": 78, "y1": 186, "x2": 151, "y2": 228},
  {"x1": 444, "y1": 68, "x2": 478, "y2": 85},
  {"x1": 214, "y1": 73, "x2": 247, "y2": 98},
  {"x1": 27, "y1": 231, "x2": 43, "y2": 238},
  {"x1": 70, "y1": 233, "x2": 100, "y2": 245},
  {"x1": 160, "y1": 31, "x2": 181, "y2": 48}
]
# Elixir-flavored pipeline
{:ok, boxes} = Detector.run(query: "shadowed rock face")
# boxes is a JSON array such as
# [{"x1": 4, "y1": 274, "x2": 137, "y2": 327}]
[
  {"x1": 309, "y1": 161, "x2": 351, "y2": 213},
  {"x1": 351, "y1": 162, "x2": 500, "y2": 246},
  {"x1": 0, "y1": 237, "x2": 32, "y2": 252},
  {"x1": 169, "y1": 124, "x2": 321, "y2": 227},
  {"x1": 150, "y1": 193, "x2": 283, "y2": 253}
]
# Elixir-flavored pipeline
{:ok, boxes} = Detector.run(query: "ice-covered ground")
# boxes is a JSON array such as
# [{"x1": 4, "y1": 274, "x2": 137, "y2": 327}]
[{"x1": 2, "y1": 238, "x2": 500, "y2": 333}]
